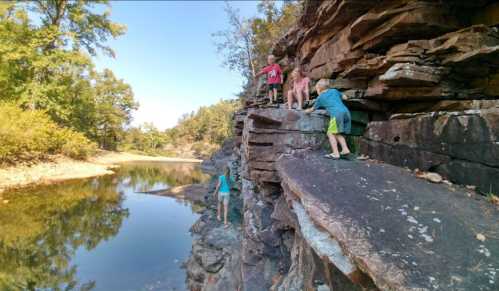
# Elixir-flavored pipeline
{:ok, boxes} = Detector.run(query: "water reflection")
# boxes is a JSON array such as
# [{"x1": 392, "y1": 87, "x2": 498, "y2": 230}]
[
  {"x1": 0, "y1": 162, "x2": 209, "y2": 290},
  {"x1": 117, "y1": 162, "x2": 209, "y2": 192}
]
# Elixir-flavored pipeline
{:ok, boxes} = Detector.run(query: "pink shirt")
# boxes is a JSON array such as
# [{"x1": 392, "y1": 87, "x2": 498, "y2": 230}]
[
  {"x1": 259, "y1": 64, "x2": 282, "y2": 84},
  {"x1": 293, "y1": 77, "x2": 310, "y2": 94}
]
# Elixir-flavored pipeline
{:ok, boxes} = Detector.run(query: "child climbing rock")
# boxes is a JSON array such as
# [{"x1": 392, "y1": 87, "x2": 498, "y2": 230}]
[
  {"x1": 213, "y1": 166, "x2": 231, "y2": 228},
  {"x1": 255, "y1": 55, "x2": 282, "y2": 105},
  {"x1": 287, "y1": 67, "x2": 310, "y2": 110},
  {"x1": 305, "y1": 79, "x2": 354, "y2": 160}
]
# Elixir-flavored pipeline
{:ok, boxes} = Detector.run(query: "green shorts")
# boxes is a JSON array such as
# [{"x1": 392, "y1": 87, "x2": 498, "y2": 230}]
[
  {"x1": 268, "y1": 83, "x2": 281, "y2": 91},
  {"x1": 327, "y1": 112, "x2": 351, "y2": 135}
]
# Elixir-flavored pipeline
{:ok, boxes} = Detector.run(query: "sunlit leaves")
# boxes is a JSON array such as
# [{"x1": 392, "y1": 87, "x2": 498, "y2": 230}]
[{"x1": 0, "y1": 2, "x2": 137, "y2": 155}]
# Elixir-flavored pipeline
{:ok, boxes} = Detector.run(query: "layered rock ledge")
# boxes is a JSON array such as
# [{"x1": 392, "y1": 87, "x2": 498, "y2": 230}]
[{"x1": 277, "y1": 152, "x2": 499, "y2": 290}]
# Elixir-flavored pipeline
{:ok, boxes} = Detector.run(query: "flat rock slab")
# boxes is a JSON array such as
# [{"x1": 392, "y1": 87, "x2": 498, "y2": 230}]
[{"x1": 277, "y1": 152, "x2": 499, "y2": 291}]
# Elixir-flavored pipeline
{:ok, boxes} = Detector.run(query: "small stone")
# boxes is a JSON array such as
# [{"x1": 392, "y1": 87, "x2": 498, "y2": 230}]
[
  {"x1": 442, "y1": 180, "x2": 452, "y2": 186},
  {"x1": 357, "y1": 155, "x2": 369, "y2": 160},
  {"x1": 466, "y1": 185, "x2": 476, "y2": 190},
  {"x1": 415, "y1": 171, "x2": 443, "y2": 183},
  {"x1": 476, "y1": 233, "x2": 486, "y2": 242},
  {"x1": 407, "y1": 216, "x2": 418, "y2": 224}
]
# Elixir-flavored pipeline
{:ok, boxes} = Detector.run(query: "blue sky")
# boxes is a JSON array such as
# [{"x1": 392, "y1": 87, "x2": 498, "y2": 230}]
[{"x1": 93, "y1": 1, "x2": 259, "y2": 129}]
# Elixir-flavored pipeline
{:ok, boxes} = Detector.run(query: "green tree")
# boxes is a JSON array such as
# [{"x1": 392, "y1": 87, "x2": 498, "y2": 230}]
[
  {"x1": 29, "y1": 0, "x2": 126, "y2": 56},
  {"x1": 213, "y1": 2, "x2": 256, "y2": 79},
  {"x1": 92, "y1": 69, "x2": 138, "y2": 150},
  {"x1": 169, "y1": 99, "x2": 239, "y2": 145},
  {"x1": 213, "y1": 0, "x2": 301, "y2": 83},
  {"x1": 0, "y1": 1, "x2": 137, "y2": 161},
  {"x1": 251, "y1": 0, "x2": 301, "y2": 69}
]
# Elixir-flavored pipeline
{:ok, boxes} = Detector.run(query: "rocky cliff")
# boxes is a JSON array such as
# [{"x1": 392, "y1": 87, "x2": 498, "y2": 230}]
[
  {"x1": 269, "y1": 0, "x2": 499, "y2": 194},
  {"x1": 186, "y1": 1, "x2": 499, "y2": 290}
]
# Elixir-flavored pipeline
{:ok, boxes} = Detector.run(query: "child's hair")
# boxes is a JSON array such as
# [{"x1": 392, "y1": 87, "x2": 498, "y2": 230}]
[
  {"x1": 315, "y1": 79, "x2": 330, "y2": 92},
  {"x1": 268, "y1": 54, "x2": 275, "y2": 61},
  {"x1": 223, "y1": 166, "x2": 230, "y2": 181},
  {"x1": 292, "y1": 66, "x2": 305, "y2": 79}
]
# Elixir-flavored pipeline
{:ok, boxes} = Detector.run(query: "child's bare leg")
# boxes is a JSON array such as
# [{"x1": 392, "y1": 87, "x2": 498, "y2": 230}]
[
  {"x1": 336, "y1": 134, "x2": 351, "y2": 155},
  {"x1": 268, "y1": 90, "x2": 273, "y2": 104},
  {"x1": 287, "y1": 91, "x2": 294, "y2": 110},
  {"x1": 297, "y1": 90, "x2": 304, "y2": 109},
  {"x1": 217, "y1": 202, "x2": 222, "y2": 221},
  {"x1": 273, "y1": 88, "x2": 278, "y2": 103},
  {"x1": 327, "y1": 133, "x2": 340, "y2": 157},
  {"x1": 223, "y1": 200, "x2": 229, "y2": 226}
]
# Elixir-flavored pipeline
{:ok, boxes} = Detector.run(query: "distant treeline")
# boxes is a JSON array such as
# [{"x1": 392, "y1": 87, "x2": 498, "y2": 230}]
[{"x1": 121, "y1": 99, "x2": 240, "y2": 158}]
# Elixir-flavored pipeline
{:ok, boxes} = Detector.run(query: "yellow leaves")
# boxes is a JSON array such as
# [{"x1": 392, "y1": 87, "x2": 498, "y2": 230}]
[{"x1": 0, "y1": 103, "x2": 97, "y2": 163}]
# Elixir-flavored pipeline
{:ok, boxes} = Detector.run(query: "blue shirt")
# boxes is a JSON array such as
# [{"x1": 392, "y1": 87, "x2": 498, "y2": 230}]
[
  {"x1": 313, "y1": 88, "x2": 349, "y2": 116},
  {"x1": 219, "y1": 175, "x2": 230, "y2": 193}
]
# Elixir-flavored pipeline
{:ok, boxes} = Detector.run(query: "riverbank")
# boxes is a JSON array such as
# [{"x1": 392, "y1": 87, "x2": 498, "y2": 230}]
[{"x1": 0, "y1": 151, "x2": 202, "y2": 195}]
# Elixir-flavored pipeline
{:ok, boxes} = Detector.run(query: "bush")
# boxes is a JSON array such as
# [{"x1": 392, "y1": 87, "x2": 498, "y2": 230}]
[
  {"x1": 0, "y1": 103, "x2": 97, "y2": 164},
  {"x1": 59, "y1": 130, "x2": 97, "y2": 159}
]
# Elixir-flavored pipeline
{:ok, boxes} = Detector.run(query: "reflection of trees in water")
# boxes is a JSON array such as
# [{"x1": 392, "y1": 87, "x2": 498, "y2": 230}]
[
  {"x1": 0, "y1": 162, "x2": 207, "y2": 290},
  {"x1": 117, "y1": 162, "x2": 210, "y2": 191},
  {"x1": 0, "y1": 177, "x2": 128, "y2": 290}
]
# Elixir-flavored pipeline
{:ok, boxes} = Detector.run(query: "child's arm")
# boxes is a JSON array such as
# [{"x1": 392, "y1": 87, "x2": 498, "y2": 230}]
[
  {"x1": 304, "y1": 79, "x2": 310, "y2": 99},
  {"x1": 305, "y1": 94, "x2": 321, "y2": 114},
  {"x1": 213, "y1": 179, "x2": 220, "y2": 197},
  {"x1": 255, "y1": 66, "x2": 270, "y2": 78}
]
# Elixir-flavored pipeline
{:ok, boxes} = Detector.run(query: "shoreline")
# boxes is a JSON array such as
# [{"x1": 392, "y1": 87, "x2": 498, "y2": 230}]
[{"x1": 0, "y1": 151, "x2": 203, "y2": 195}]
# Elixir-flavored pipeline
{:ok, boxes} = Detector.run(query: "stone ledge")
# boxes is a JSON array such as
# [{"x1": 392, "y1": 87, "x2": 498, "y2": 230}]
[{"x1": 276, "y1": 151, "x2": 499, "y2": 291}]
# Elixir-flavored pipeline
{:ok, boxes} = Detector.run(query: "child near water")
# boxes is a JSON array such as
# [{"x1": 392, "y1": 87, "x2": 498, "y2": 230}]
[
  {"x1": 287, "y1": 67, "x2": 310, "y2": 110},
  {"x1": 305, "y1": 79, "x2": 354, "y2": 160},
  {"x1": 255, "y1": 55, "x2": 283, "y2": 105},
  {"x1": 213, "y1": 166, "x2": 231, "y2": 228}
]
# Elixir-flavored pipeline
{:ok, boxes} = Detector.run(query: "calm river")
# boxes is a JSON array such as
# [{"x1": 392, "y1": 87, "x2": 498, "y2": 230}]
[{"x1": 0, "y1": 162, "x2": 210, "y2": 291}]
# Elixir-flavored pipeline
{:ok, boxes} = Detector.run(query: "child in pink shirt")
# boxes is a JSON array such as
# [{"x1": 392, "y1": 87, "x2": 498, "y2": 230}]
[
  {"x1": 287, "y1": 67, "x2": 310, "y2": 110},
  {"x1": 256, "y1": 55, "x2": 283, "y2": 105}
]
